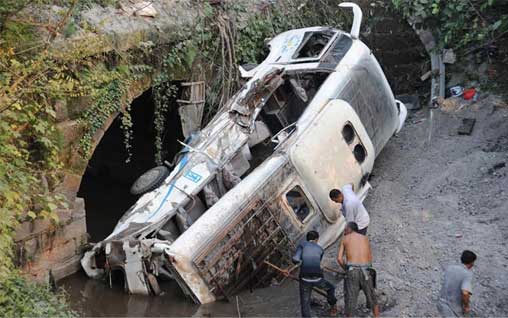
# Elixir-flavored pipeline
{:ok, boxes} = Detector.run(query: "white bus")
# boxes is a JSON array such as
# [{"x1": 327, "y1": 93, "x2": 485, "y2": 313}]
[{"x1": 81, "y1": 3, "x2": 407, "y2": 303}]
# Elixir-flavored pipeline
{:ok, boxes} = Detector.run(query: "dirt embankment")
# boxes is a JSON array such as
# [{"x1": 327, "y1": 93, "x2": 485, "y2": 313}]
[
  {"x1": 219, "y1": 94, "x2": 508, "y2": 317},
  {"x1": 358, "y1": 94, "x2": 508, "y2": 317}
]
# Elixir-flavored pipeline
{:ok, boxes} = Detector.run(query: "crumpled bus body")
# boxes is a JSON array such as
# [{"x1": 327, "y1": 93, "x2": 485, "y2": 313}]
[{"x1": 81, "y1": 6, "x2": 407, "y2": 303}]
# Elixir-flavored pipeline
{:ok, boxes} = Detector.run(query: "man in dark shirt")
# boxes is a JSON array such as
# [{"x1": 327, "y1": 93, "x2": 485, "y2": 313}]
[{"x1": 292, "y1": 230, "x2": 337, "y2": 317}]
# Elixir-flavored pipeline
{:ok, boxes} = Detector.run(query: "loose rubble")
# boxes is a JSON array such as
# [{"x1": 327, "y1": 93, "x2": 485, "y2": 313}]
[{"x1": 358, "y1": 93, "x2": 508, "y2": 316}]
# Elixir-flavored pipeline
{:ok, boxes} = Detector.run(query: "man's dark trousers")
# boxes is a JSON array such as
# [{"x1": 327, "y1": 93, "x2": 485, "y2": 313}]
[
  {"x1": 299, "y1": 278, "x2": 337, "y2": 317},
  {"x1": 357, "y1": 226, "x2": 368, "y2": 235}
]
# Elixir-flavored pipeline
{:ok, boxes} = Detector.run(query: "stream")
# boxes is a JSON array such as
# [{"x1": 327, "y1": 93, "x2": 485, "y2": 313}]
[{"x1": 60, "y1": 270, "x2": 301, "y2": 317}]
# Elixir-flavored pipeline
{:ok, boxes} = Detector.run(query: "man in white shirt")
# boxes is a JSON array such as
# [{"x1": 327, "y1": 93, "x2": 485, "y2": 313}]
[{"x1": 329, "y1": 184, "x2": 370, "y2": 235}]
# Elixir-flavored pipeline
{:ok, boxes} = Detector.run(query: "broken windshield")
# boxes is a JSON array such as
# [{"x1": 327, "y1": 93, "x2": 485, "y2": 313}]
[{"x1": 292, "y1": 29, "x2": 337, "y2": 60}]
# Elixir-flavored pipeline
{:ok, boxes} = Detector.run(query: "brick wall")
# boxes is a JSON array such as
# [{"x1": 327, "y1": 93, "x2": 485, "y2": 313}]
[
  {"x1": 15, "y1": 198, "x2": 87, "y2": 282},
  {"x1": 358, "y1": 1, "x2": 427, "y2": 94}
]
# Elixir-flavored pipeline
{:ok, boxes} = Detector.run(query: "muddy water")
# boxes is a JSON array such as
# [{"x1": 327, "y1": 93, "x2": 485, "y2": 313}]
[{"x1": 60, "y1": 271, "x2": 301, "y2": 317}]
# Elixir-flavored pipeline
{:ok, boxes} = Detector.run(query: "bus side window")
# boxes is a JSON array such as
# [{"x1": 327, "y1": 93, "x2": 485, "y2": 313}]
[
  {"x1": 285, "y1": 185, "x2": 313, "y2": 222},
  {"x1": 341, "y1": 121, "x2": 367, "y2": 165}
]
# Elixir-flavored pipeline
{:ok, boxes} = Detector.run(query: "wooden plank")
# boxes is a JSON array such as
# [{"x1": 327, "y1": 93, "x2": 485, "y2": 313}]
[
  {"x1": 181, "y1": 81, "x2": 205, "y2": 86},
  {"x1": 458, "y1": 118, "x2": 476, "y2": 135}
]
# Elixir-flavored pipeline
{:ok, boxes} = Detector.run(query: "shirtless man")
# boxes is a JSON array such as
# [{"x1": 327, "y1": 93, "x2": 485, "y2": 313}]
[{"x1": 337, "y1": 222, "x2": 379, "y2": 317}]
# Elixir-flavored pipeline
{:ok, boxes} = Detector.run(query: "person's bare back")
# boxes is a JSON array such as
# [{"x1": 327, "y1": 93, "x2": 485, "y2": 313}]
[
  {"x1": 343, "y1": 232, "x2": 372, "y2": 264},
  {"x1": 337, "y1": 222, "x2": 380, "y2": 317}
]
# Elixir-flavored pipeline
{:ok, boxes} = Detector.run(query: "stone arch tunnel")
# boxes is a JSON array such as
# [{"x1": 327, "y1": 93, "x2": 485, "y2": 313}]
[{"x1": 78, "y1": 89, "x2": 184, "y2": 242}]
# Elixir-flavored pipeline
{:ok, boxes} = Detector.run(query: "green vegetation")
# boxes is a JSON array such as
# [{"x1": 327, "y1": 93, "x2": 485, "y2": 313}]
[
  {"x1": 0, "y1": 1, "x2": 142, "y2": 315},
  {"x1": 0, "y1": 274, "x2": 76, "y2": 317},
  {"x1": 392, "y1": 0, "x2": 508, "y2": 51}
]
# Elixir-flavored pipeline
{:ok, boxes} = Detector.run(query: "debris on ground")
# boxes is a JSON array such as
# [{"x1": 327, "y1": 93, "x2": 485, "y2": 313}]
[
  {"x1": 463, "y1": 88, "x2": 477, "y2": 100},
  {"x1": 436, "y1": 96, "x2": 461, "y2": 112},
  {"x1": 436, "y1": 90, "x2": 482, "y2": 112},
  {"x1": 450, "y1": 85, "x2": 464, "y2": 97},
  {"x1": 355, "y1": 93, "x2": 508, "y2": 316},
  {"x1": 457, "y1": 118, "x2": 476, "y2": 135}
]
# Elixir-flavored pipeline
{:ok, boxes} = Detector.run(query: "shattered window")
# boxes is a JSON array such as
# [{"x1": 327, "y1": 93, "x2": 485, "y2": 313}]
[
  {"x1": 353, "y1": 144, "x2": 366, "y2": 164},
  {"x1": 293, "y1": 30, "x2": 336, "y2": 59},
  {"x1": 285, "y1": 186, "x2": 313, "y2": 222},
  {"x1": 319, "y1": 34, "x2": 353, "y2": 68}
]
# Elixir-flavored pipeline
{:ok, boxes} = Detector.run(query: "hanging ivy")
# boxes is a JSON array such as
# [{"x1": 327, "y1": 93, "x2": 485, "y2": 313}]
[
  {"x1": 151, "y1": 0, "x2": 349, "y2": 163},
  {"x1": 152, "y1": 82, "x2": 178, "y2": 165},
  {"x1": 0, "y1": 0, "x2": 355, "y2": 314},
  {"x1": 79, "y1": 78, "x2": 127, "y2": 156}
]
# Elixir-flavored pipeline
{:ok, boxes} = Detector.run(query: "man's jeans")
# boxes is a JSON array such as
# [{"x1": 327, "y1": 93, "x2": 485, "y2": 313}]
[{"x1": 299, "y1": 278, "x2": 337, "y2": 317}]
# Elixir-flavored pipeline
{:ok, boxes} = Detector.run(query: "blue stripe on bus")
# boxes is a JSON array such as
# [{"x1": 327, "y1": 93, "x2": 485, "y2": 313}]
[{"x1": 145, "y1": 155, "x2": 189, "y2": 222}]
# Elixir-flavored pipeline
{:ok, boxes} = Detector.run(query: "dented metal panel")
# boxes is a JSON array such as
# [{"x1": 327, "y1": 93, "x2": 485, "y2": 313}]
[
  {"x1": 105, "y1": 116, "x2": 249, "y2": 241},
  {"x1": 290, "y1": 99, "x2": 375, "y2": 223},
  {"x1": 122, "y1": 241, "x2": 150, "y2": 294}
]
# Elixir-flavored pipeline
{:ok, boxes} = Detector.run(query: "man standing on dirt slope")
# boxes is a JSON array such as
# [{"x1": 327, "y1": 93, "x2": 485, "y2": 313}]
[
  {"x1": 329, "y1": 184, "x2": 370, "y2": 235},
  {"x1": 437, "y1": 250, "x2": 477, "y2": 317},
  {"x1": 337, "y1": 222, "x2": 380, "y2": 317},
  {"x1": 291, "y1": 230, "x2": 338, "y2": 317}
]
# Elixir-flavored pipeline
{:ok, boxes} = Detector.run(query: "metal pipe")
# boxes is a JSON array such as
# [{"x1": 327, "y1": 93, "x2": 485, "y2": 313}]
[
  {"x1": 263, "y1": 261, "x2": 329, "y2": 297},
  {"x1": 339, "y1": 2, "x2": 363, "y2": 39},
  {"x1": 429, "y1": 51, "x2": 440, "y2": 106},
  {"x1": 439, "y1": 54, "x2": 446, "y2": 98}
]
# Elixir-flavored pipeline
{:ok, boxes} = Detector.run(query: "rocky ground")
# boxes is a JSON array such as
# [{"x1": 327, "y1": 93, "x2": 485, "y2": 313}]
[{"x1": 358, "y1": 94, "x2": 508, "y2": 317}]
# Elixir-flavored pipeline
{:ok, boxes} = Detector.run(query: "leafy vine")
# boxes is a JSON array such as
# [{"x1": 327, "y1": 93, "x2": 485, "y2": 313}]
[
  {"x1": 392, "y1": 0, "x2": 508, "y2": 52},
  {"x1": 0, "y1": 0, "x2": 355, "y2": 314},
  {"x1": 153, "y1": 82, "x2": 178, "y2": 165},
  {"x1": 79, "y1": 78, "x2": 127, "y2": 156}
]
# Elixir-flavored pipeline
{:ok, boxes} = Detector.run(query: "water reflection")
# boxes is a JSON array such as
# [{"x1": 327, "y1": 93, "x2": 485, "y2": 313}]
[{"x1": 60, "y1": 271, "x2": 300, "y2": 317}]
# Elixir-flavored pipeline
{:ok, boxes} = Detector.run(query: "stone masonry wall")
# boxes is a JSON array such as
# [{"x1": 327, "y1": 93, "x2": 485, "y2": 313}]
[
  {"x1": 13, "y1": 0, "x2": 268, "y2": 283},
  {"x1": 358, "y1": 1, "x2": 427, "y2": 94},
  {"x1": 14, "y1": 74, "x2": 152, "y2": 283},
  {"x1": 15, "y1": 199, "x2": 87, "y2": 282}
]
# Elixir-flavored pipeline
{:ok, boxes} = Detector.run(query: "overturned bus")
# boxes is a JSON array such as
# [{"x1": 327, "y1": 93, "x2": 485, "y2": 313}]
[{"x1": 81, "y1": 2, "x2": 407, "y2": 304}]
